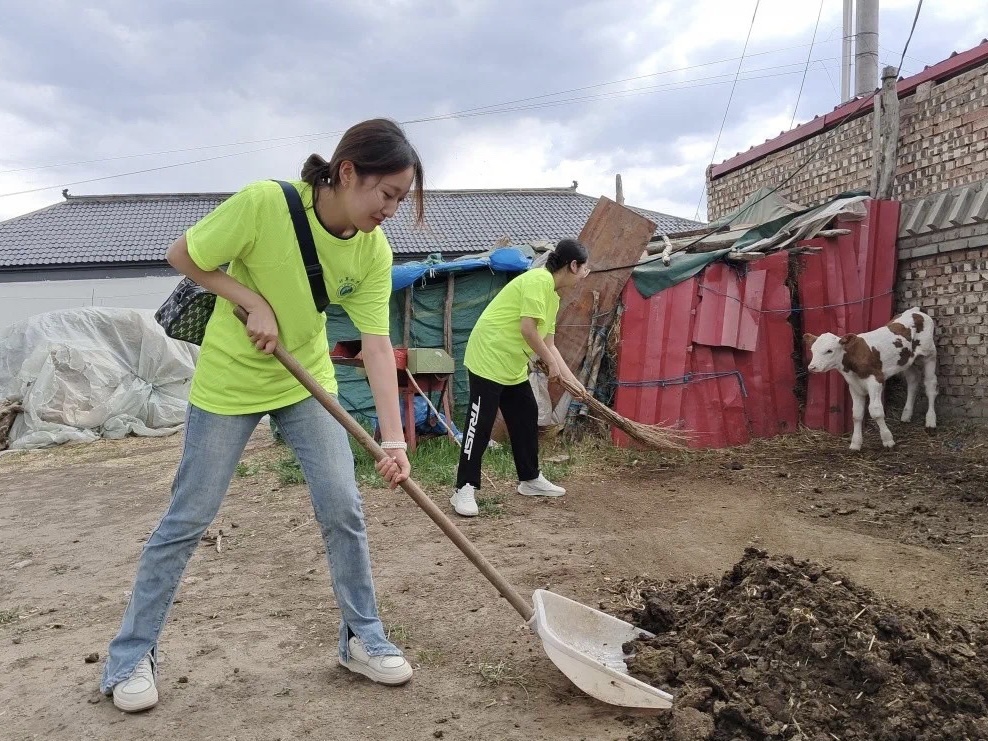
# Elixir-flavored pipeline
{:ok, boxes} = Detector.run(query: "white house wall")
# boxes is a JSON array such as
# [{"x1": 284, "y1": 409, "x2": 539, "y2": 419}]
[{"x1": 0, "y1": 275, "x2": 179, "y2": 330}]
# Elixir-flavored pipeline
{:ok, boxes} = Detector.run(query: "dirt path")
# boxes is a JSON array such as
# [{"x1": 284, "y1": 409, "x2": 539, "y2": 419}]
[{"x1": 1, "y1": 421, "x2": 985, "y2": 740}]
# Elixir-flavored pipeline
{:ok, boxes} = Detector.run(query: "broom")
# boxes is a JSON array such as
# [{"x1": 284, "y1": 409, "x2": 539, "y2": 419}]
[{"x1": 536, "y1": 361, "x2": 688, "y2": 451}]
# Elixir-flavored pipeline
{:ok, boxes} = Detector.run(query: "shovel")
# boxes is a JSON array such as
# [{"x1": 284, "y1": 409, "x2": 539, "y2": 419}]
[{"x1": 234, "y1": 308, "x2": 672, "y2": 709}]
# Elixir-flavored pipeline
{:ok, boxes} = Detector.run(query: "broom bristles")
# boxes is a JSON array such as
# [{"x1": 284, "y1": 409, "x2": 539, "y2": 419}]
[{"x1": 556, "y1": 375, "x2": 688, "y2": 451}]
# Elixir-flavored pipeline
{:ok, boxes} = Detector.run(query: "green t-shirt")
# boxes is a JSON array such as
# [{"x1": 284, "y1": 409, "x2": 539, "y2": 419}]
[
  {"x1": 464, "y1": 267, "x2": 560, "y2": 385},
  {"x1": 185, "y1": 179, "x2": 393, "y2": 415}
]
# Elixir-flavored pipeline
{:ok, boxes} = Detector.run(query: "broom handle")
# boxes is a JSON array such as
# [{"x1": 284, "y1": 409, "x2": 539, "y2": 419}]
[{"x1": 233, "y1": 307, "x2": 534, "y2": 622}]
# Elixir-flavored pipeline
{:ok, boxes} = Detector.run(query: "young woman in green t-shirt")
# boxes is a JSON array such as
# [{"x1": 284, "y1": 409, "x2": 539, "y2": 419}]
[
  {"x1": 102, "y1": 119, "x2": 424, "y2": 712},
  {"x1": 451, "y1": 239, "x2": 590, "y2": 517}
]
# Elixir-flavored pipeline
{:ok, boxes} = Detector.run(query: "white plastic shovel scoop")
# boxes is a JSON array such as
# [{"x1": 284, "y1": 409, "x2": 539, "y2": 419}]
[{"x1": 244, "y1": 310, "x2": 674, "y2": 710}]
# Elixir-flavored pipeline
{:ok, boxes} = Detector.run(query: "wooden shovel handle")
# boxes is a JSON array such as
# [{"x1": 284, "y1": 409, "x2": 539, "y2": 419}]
[{"x1": 233, "y1": 306, "x2": 534, "y2": 621}]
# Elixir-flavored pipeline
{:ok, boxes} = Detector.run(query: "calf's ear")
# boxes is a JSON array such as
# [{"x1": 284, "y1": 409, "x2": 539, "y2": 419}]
[
  {"x1": 839, "y1": 333, "x2": 857, "y2": 346},
  {"x1": 803, "y1": 333, "x2": 817, "y2": 345}
]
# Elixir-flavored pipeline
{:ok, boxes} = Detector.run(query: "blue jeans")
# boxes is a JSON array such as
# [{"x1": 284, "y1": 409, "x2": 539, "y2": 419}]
[{"x1": 100, "y1": 396, "x2": 400, "y2": 694}]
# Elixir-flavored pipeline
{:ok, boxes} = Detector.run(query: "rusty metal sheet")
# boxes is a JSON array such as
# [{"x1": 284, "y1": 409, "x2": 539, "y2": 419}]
[{"x1": 552, "y1": 198, "x2": 657, "y2": 407}]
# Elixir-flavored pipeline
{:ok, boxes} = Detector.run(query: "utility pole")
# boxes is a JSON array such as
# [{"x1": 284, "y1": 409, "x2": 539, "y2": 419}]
[
  {"x1": 841, "y1": 0, "x2": 854, "y2": 101},
  {"x1": 854, "y1": 0, "x2": 879, "y2": 96},
  {"x1": 871, "y1": 65, "x2": 900, "y2": 199}
]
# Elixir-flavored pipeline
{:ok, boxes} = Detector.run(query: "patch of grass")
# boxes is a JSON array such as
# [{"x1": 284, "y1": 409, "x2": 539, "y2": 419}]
[
  {"x1": 349, "y1": 434, "x2": 579, "y2": 490},
  {"x1": 477, "y1": 659, "x2": 528, "y2": 688},
  {"x1": 235, "y1": 461, "x2": 262, "y2": 478},
  {"x1": 415, "y1": 648, "x2": 444, "y2": 667},
  {"x1": 476, "y1": 493, "x2": 507, "y2": 518},
  {"x1": 386, "y1": 623, "x2": 411, "y2": 644},
  {"x1": 270, "y1": 418, "x2": 586, "y2": 491},
  {"x1": 0, "y1": 607, "x2": 20, "y2": 625},
  {"x1": 269, "y1": 453, "x2": 305, "y2": 486}
]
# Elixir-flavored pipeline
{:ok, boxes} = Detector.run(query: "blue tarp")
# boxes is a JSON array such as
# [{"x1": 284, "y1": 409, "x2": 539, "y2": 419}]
[{"x1": 391, "y1": 246, "x2": 531, "y2": 290}]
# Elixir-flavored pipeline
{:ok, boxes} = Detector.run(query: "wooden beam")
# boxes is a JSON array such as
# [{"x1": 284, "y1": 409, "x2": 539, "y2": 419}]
[
  {"x1": 403, "y1": 287, "x2": 412, "y2": 348},
  {"x1": 549, "y1": 197, "x2": 656, "y2": 405},
  {"x1": 871, "y1": 65, "x2": 901, "y2": 200}
]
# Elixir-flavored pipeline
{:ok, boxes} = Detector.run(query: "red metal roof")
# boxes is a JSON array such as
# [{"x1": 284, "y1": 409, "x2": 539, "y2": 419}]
[{"x1": 711, "y1": 40, "x2": 988, "y2": 180}]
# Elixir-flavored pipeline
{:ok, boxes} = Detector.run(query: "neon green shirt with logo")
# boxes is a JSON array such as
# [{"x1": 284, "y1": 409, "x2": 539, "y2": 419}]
[
  {"x1": 464, "y1": 267, "x2": 560, "y2": 385},
  {"x1": 185, "y1": 179, "x2": 393, "y2": 415}
]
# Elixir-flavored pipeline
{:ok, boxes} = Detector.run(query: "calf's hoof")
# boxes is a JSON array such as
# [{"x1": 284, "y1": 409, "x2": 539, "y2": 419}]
[{"x1": 883, "y1": 440, "x2": 895, "y2": 449}]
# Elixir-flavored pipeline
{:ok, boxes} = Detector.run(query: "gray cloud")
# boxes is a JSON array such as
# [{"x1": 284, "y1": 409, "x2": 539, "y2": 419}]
[{"x1": 0, "y1": 0, "x2": 982, "y2": 222}]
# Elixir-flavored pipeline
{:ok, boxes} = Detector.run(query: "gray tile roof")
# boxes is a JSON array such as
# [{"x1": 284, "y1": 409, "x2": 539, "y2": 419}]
[{"x1": 0, "y1": 187, "x2": 702, "y2": 269}]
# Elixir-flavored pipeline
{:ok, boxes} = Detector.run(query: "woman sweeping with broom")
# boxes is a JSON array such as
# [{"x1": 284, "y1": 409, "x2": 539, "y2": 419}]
[{"x1": 450, "y1": 239, "x2": 590, "y2": 517}]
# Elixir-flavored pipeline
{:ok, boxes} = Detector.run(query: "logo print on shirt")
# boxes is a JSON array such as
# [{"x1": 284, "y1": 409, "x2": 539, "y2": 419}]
[{"x1": 337, "y1": 277, "x2": 358, "y2": 298}]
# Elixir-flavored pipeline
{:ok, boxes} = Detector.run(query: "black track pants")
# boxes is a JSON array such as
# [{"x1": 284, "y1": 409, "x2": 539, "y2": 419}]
[{"x1": 455, "y1": 371, "x2": 540, "y2": 489}]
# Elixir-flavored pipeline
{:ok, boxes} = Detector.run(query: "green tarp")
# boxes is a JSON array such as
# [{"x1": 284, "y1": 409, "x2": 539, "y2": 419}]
[
  {"x1": 630, "y1": 248, "x2": 733, "y2": 299},
  {"x1": 327, "y1": 268, "x2": 513, "y2": 422}
]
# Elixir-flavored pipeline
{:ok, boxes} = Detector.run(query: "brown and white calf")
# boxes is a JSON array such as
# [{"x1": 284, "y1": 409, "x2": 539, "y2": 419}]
[{"x1": 804, "y1": 307, "x2": 938, "y2": 451}]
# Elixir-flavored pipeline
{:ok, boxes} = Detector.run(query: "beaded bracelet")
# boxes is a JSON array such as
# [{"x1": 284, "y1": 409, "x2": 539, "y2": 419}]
[{"x1": 380, "y1": 441, "x2": 408, "y2": 451}]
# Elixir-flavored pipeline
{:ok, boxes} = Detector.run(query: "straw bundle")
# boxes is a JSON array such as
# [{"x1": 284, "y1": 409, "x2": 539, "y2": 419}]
[{"x1": 538, "y1": 364, "x2": 687, "y2": 451}]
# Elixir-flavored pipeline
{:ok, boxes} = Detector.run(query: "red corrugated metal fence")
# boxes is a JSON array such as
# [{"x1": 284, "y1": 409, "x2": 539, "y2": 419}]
[{"x1": 613, "y1": 199, "x2": 899, "y2": 448}]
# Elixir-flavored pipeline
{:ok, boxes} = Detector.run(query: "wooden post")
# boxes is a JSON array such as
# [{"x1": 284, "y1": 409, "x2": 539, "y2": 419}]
[
  {"x1": 442, "y1": 273, "x2": 455, "y2": 423},
  {"x1": 871, "y1": 65, "x2": 900, "y2": 200},
  {"x1": 615, "y1": 174, "x2": 624, "y2": 205},
  {"x1": 443, "y1": 273, "x2": 454, "y2": 355},
  {"x1": 403, "y1": 287, "x2": 412, "y2": 347},
  {"x1": 548, "y1": 198, "x2": 656, "y2": 407}
]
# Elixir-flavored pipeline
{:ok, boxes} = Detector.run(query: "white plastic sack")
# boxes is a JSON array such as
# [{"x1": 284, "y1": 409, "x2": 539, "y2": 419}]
[
  {"x1": 0, "y1": 307, "x2": 197, "y2": 450},
  {"x1": 529, "y1": 370, "x2": 571, "y2": 427}
]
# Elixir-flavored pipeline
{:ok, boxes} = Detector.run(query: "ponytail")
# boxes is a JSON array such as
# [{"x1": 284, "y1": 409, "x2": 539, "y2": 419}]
[
  {"x1": 299, "y1": 119, "x2": 425, "y2": 223},
  {"x1": 545, "y1": 238, "x2": 589, "y2": 274},
  {"x1": 301, "y1": 153, "x2": 333, "y2": 185}
]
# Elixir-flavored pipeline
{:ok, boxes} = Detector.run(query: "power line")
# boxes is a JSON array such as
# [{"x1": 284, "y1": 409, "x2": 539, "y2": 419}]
[
  {"x1": 0, "y1": 37, "x2": 841, "y2": 178},
  {"x1": 816, "y1": 59, "x2": 841, "y2": 98},
  {"x1": 879, "y1": 44, "x2": 931, "y2": 70},
  {"x1": 0, "y1": 60, "x2": 840, "y2": 200},
  {"x1": 603, "y1": 1, "x2": 924, "y2": 269},
  {"x1": 790, "y1": 0, "x2": 826, "y2": 129},
  {"x1": 896, "y1": 0, "x2": 924, "y2": 76},
  {"x1": 694, "y1": 0, "x2": 761, "y2": 221},
  {"x1": 594, "y1": 87, "x2": 882, "y2": 275}
]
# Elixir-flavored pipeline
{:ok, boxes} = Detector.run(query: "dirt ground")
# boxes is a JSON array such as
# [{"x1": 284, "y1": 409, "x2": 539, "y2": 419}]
[{"x1": 1, "y1": 417, "x2": 986, "y2": 741}]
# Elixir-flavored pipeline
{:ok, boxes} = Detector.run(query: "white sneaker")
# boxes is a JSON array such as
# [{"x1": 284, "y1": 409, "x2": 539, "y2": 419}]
[
  {"x1": 450, "y1": 483, "x2": 479, "y2": 517},
  {"x1": 339, "y1": 636, "x2": 412, "y2": 686},
  {"x1": 518, "y1": 473, "x2": 566, "y2": 497},
  {"x1": 112, "y1": 654, "x2": 158, "y2": 713}
]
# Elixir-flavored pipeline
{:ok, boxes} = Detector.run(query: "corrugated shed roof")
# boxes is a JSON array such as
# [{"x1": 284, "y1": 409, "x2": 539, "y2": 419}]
[
  {"x1": 0, "y1": 188, "x2": 702, "y2": 269},
  {"x1": 898, "y1": 178, "x2": 988, "y2": 237}
]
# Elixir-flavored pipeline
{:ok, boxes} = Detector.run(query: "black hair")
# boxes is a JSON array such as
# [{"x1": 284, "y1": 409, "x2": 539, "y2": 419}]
[
  {"x1": 545, "y1": 238, "x2": 589, "y2": 273},
  {"x1": 301, "y1": 118, "x2": 425, "y2": 223}
]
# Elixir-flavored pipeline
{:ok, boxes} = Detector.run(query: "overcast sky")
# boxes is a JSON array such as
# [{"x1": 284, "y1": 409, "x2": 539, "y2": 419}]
[{"x1": 0, "y1": 0, "x2": 984, "y2": 223}]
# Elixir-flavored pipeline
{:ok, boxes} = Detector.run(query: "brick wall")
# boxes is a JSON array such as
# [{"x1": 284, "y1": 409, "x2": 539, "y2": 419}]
[
  {"x1": 706, "y1": 63, "x2": 988, "y2": 221},
  {"x1": 896, "y1": 247, "x2": 988, "y2": 419},
  {"x1": 895, "y1": 184, "x2": 988, "y2": 420}
]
